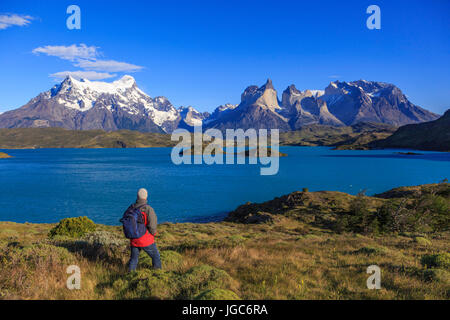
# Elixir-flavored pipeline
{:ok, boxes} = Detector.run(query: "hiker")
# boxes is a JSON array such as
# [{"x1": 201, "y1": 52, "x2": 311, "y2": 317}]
[{"x1": 120, "y1": 188, "x2": 161, "y2": 271}]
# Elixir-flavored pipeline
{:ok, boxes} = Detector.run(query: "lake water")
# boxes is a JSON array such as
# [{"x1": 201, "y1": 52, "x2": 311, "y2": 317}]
[{"x1": 1, "y1": 147, "x2": 449, "y2": 225}]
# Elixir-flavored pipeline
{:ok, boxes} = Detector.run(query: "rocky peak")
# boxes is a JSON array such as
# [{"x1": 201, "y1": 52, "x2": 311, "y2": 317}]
[
  {"x1": 261, "y1": 78, "x2": 274, "y2": 90},
  {"x1": 286, "y1": 84, "x2": 300, "y2": 94},
  {"x1": 240, "y1": 79, "x2": 280, "y2": 112}
]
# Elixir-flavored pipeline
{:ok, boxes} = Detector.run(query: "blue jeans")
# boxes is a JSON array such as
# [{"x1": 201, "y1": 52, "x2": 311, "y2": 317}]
[{"x1": 128, "y1": 243, "x2": 162, "y2": 271}]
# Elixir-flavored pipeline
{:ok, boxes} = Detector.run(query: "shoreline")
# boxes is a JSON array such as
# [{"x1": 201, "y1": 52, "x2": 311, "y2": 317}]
[
  {"x1": 1, "y1": 145, "x2": 448, "y2": 153},
  {"x1": 0, "y1": 181, "x2": 448, "y2": 300},
  {"x1": 0, "y1": 182, "x2": 447, "y2": 226}
]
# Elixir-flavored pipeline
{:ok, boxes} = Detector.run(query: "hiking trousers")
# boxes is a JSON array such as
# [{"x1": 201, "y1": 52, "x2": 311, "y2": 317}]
[{"x1": 128, "y1": 243, "x2": 162, "y2": 271}]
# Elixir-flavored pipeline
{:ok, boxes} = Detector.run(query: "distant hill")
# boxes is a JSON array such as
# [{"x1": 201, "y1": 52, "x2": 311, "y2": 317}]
[
  {"x1": 0, "y1": 128, "x2": 175, "y2": 149},
  {"x1": 279, "y1": 122, "x2": 397, "y2": 149},
  {"x1": 371, "y1": 109, "x2": 450, "y2": 152},
  {"x1": 0, "y1": 123, "x2": 397, "y2": 150}
]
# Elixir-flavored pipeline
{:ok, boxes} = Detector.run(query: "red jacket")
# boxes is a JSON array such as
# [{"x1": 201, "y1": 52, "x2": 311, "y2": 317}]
[{"x1": 130, "y1": 210, "x2": 155, "y2": 247}]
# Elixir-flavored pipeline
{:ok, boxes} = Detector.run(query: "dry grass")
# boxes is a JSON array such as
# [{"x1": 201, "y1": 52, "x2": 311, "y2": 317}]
[{"x1": 0, "y1": 217, "x2": 448, "y2": 300}]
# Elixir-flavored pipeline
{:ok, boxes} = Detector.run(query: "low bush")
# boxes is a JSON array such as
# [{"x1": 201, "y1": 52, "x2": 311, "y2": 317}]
[
  {"x1": 113, "y1": 269, "x2": 179, "y2": 299},
  {"x1": 48, "y1": 217, "x2": 96, "y2": 239},
  {"x1": 335, "y1": 182, "x2": 450, "y2": 235},
  {"x1": 413, "y1": 237, "x2": 432, "y2": 246},
  {"x1": 50, "y1": 231, "x2": 127, "y2": 265},
  {"x1": 110, "y1": 264, "x2": 236, "y2": 300},
  {"x1": 195, "y1": 288, "x2": 241, "y2": 300},
  {"x1": 0, "y1": 243, "x2": 75, "y2": 298},
  {"x1": 420, "y1": 253, "x2": 450, "y2": 269},
  {"x1": 178, "y1": 264, "x2": 236, "y2": 299},
  {"x1": 422, "y1": 269, "x2": 450, "y2": 283}
]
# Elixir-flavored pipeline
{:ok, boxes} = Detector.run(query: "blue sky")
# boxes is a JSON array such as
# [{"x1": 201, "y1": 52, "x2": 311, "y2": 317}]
[{"x1": 0, "y1": 0, "x2": 449, "y2": 114}]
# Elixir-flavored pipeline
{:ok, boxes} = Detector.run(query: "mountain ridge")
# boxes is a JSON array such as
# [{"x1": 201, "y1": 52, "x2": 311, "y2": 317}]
[{"x1": 0, "y1": 76, "x2": 440, "y2": 133}]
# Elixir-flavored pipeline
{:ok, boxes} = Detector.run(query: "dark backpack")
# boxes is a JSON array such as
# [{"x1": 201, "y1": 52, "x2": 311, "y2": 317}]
[{"x1": 120, "y1": 204, "x2": 148, "y2": 239}]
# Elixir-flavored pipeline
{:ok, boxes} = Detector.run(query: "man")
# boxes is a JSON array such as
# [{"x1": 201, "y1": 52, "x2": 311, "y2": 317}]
[{"x1": 124, "y1": 188, "x2": 161, "y2": 271}]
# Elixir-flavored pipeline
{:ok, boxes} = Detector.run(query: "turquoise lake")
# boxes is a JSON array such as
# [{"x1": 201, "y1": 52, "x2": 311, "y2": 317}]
[{"x1": 1, "y1": 147, "x2": 449, "y2": 225}]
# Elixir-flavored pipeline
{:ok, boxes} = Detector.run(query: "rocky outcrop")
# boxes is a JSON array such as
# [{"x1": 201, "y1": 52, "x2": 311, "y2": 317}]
[
  {"x1": 280, "y1": 84, "x2": 344, "y2": 128},
  {"x1": 177, "y1": 106, "x2": 210, "y2": 131},
  {"x1": 204, "y1": 79, "x2": 291, "y2": 132}
]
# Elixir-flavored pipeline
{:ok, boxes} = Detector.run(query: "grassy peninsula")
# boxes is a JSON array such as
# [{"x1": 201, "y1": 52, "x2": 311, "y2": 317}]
[
  {"x1": 0, "y1": 128, "x2": 176, "y2": 149},
  {"x1": 0, "y1": 182, "x2": 448, "y2": 300},
  {"x1": 0, "y1": 123, "x2": 396, "y2": 150}
]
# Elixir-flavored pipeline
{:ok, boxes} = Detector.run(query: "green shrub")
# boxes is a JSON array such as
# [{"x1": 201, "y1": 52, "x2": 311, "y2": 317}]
[
  {"x1": 0, "y1": 243, "x2": 76, "y2": 298},
  {"x1": 0, "y1": 243, "x2": 75, "y2": 295},
  {"x1": 336, "y1": 192, "x2": 380, "y2": 234},
  {"x1": 110, "y1": 264, "x2": 236, "y2": 300},
  {"x1": 82, "y1": 230, "x2": 126, "y2": 247},
  {"x1": 336, "y1": 182, "x2": 450, "y2": 234},
  {"x1": 422, "y1": 269, "x2": 450, "y2": 283},
  {"x1": 48, "y1": 217, "x2": 96, "y2": 239},
  {"x1": 420, "y1": 253, "x2": 450, "y2": 269},
  {"x1": 178, "y1": 264, "x2": 236, "y2": 299},
  {"x1": 114, "y1": 269, "x2": 180, "y2": 299},
  {"x1": 58, "y1": 231, "x2": 129, "y2": 264},
  {"x1": 0, "y1": 243, "x2": 74, "y2": 269},
  {"x1": 413, "y1": 237, "x2": 432, "y2": 246},
  {"x1": 195, "y1": 288, "x2": 241, "y2": 300}
]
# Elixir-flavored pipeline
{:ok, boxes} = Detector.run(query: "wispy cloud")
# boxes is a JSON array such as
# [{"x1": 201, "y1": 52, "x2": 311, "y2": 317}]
[
  {"x1": 32, "y1": 44, "x2": 99, "y2": 61},
  {"x1": 33, "y1": 43, "x2": 144, "y2": 81},
  {"x1": 0, "y1": 14, "x2": 34, "y2": 30},
  {"x1": 75, "y1": 59, "x2": 143, "y2": 72},
  {"x1": 50, "y1": 71, "x2": 116, "y2": 81},
  {"x1": 328, "y1": 75, "x2": 341, "y2": 79}
]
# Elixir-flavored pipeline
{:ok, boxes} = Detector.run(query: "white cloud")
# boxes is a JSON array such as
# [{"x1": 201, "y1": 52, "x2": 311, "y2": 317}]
[
  {"x1": 50, "y1": 71, "x2": 116, "y2": 81},
  {"x1": 75, "y1": 59, "x2": 143, "y2": 72},
  {"x1": 32, "y1": 44, "x2": 99, "y2": 61},
  {"x1": 328, "y1": 75, "x2": 341, "y2": 79},
  {"x1": 33, "y1": 44, "x2": 144, "y2": 79},
  {"x1": 0, "y1": 14, "x2": 34, "y2": 30}
]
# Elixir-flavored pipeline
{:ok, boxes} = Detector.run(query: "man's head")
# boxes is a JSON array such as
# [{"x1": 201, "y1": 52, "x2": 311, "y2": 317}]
[{"x1": 137, "y1": 188, "x2": 148, "y2": 201}]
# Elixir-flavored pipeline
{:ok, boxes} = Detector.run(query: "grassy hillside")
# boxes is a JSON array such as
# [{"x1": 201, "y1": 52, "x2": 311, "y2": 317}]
[
  {"x1": 279, "y1": 123, "x2": 396, "y2": 149},
  {"x1": 0, "y1": 182, "x2": 448, "y2": 300},
  {"x1": 371, "y1": 110, "x2": 450, "y2": 152},
  {"x1": 0, "y1": 128, "x2": 175, "y2": 149},
  {"x1": 0, "y1": 124, "x2": 396, "y2": 150}
]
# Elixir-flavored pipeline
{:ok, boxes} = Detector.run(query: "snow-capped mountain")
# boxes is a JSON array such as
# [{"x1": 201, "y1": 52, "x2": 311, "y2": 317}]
[
  {"x1": 0, "y1": 75, "x2": 180, "y2": 133},
  {"x1": 203, "y1": 104, "x2": 237, "y2": 125},
  {"x1": 204, "y1": 79, "x2": 439, "y2": 131},
  {"x1": 319, "y1": 80, "x2": 439, "y2": 126},
  {"x1": 0, "y1": 76, "x2": 440, "y2": 133},
  {"x1": 177, "y1": 106, "x2": 210, "y2": 131}
]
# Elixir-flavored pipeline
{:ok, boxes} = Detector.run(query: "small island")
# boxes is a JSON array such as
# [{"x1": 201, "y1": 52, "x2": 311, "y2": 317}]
[
  {"x1": 396, "y1": 152, "x2": 424, "y2": 156},
  {"x1": 179, "y1": 146, "x2": 288, "y2": 157},
  {"x1": 0, "y1": 152, "x2": 12, "y2": 159},
  {"x1": 237, "y1": 147, "x2": 288, "y2": 157}
]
